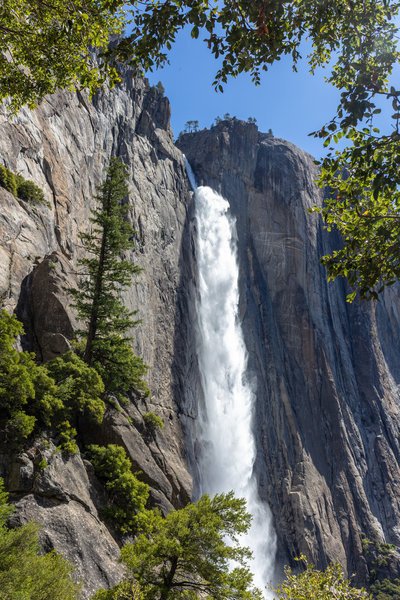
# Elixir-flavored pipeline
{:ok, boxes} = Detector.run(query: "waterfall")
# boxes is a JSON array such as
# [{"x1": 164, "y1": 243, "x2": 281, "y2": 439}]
[{"x1": 185, "y1": 160, "x2": 277, "y2": 596}]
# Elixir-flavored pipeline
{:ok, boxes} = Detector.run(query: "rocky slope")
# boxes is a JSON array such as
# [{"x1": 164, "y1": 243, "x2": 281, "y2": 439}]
[
  {"x1": 178, "y1": 121, "x2": 400, "y2": 585},
  {"x1": 0, "y1": 73, "x2": 194, "y2": 597}
]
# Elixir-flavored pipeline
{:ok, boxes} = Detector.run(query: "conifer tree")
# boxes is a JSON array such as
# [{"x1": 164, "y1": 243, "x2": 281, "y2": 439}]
[{"x1": 70, "y1": 158, "x2": 148, "y2": 397}]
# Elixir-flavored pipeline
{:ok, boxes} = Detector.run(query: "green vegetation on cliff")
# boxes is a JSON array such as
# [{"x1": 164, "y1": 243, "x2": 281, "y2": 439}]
[
  {"x1": 0, "y1": 166, "x2": 45, "y2": 204},
  {"x1": 87, "y1": 444, "x2": 149, "y2": 534},
  {"x1": 272, "y1": 558, "x2": 371, "y2": 600},
  {"x1": 0, "y1": 310, "x2": 105, "y2": 451},
  {"x1": 0, "y1": 478, "x2": 81, "y2": 599},
  {"x1": 70, "y1": 157, "x2": 148, "y2": 399},
  {"x1": 94, "y1": 491, "x2": 263, "y2": 600}
]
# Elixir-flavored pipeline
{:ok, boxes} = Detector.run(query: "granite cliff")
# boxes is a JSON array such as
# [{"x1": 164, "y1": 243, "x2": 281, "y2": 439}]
[
  {"x1": 0, "y1": 72, "x2": 194, "y2": 597},
  {"x1": 178, "y1": 121, "x2": 400, "y2": 585},
  {"x1": 0, "y1": 73, "x2": 400, "y2": 596}
]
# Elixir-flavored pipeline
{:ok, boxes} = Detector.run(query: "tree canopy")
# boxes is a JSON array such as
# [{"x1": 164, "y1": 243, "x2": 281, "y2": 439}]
[
  {"x1": 112, "y1": 491, "x2": 263, "y2": 600},
  {"x1": 0, "y1": 308, "x2": 106, "y2": 451},
  {"x1": 272, "y1": 556, "x2": 370, "y2": 600}
]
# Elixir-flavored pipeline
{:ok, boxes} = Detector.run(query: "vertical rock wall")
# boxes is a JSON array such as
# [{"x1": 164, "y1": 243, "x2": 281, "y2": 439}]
[
  {"x1": 178, "y1": 121, "x2": 400, "y2": 584},
  {"x1": 0, "y1": 73, "x2": 194, "y2": 596},
  {"x1": 2, "y1": 76, "x2": 400, "y2": 594}
]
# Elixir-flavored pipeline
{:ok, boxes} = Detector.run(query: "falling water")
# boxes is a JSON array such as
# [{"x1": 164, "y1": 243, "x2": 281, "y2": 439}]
[{"x1": 185, "y1": 160, "x2": 276, "y2": 596}]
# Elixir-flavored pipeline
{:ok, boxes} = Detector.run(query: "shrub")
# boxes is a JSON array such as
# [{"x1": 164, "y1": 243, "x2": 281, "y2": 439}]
[
  {"x1": 7, "y1": 410, "x2": 36, "y2": 441},
  {"x1": 17, "y1": 178, "x2": 45, "y2": 204},
  {"x1": 90, "y1": 335, "x2": 149, "y2": 398},
  {"x1": 0, "y1": 166, "x2": 17, "y2": 196},
  {"x1": 46, "y1": 351, "x2": 105, "y2": 424},
  {"x1": 0, "y1": 310, "x2": 38, "y2": 415},
  {"x1": 0, "y1": 311, "x2": 106, "y2": 453},
  {"x1": 87, "y1": 444, "x2": 149, "y2": 534},
  {"x1": 272, "y1": 556, "x2": 370, "y2": 600},
  {"x1": 0, "y1": 478, "x2": 81, "y2": 599},
  {"x1": 142, "y1": 411, "x2": 164, "y2": 433},
  {"x1": 370, "y1": 578, "x2": 400, "y2": 600}
]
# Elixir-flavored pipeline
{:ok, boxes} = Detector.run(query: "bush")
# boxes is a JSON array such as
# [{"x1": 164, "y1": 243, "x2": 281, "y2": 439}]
[
  {"x1": 87, "y1": 444, "x2": 149, "y2": 534},
  {"x1": 0, "y1": 311, "x2": 106, "y2": 452},
  {"x1": 142, "y1": 412, "x2": 164, "y2": 433},
  {"x1": 17, "y1": 178, "x2": 45, "y2": 204},
  {"x1": 370, "y1": 578, "x2": 400, "y2": 600},
  {"x1": 272, "y1": 556, "x2": 370, "y2": 600},
  {"x1": 0, "y1": 166, "x2": 17, "y2": 196},
  {"x1": 7, "y1": 410, "x2": 36, "y2": 441},
  {"x1": 90, "y1": 335, "x2": 149, "y2": 398},
  {"x1": 0, "y1": 478, "x2": 81, "y2": 599},
  {"x1": 46, "y1": 351, "x2": 105, "y2": 423},
  {"x1": 0, "y1": 310, "x2": 38, "y2": 415}
]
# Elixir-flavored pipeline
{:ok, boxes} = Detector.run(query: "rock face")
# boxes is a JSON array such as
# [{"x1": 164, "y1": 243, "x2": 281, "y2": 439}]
[
  {"x1": 178, "y1": 121, "x2": 400, "y2": 584},
  {"x1": 2, "y1": 74, "x2": 400, "y2": 596},
  {"x1": 0, "y1": 73, "x2": 193, "y2": 597}
]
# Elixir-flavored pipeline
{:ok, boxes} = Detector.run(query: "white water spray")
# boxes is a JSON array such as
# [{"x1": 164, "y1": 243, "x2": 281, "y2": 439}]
[{"x1": 185, "y1": 160, "x2": 276, "y2": 596}]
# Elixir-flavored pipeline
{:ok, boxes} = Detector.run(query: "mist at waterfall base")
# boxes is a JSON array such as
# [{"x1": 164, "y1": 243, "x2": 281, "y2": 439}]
[{"x1": 185, "y1": 160, "x2": 277, "y2": 596}]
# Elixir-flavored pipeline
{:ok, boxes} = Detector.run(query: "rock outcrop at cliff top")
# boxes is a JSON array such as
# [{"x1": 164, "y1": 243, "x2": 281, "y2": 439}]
[
  {"x1": 178, "y1": 121, "x2": 400, "y2": 584},
  {"x1": 0, "y1": 73, "x2": 193, "y2": 597}
]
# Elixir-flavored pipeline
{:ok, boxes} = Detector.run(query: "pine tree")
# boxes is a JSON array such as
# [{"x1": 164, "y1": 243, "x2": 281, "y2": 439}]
[{"x1": 70, "y1": 158, "x2": 148, "y2": 397}]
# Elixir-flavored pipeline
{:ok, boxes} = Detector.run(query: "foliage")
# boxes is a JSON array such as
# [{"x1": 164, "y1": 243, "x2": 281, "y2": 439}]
[
  {"x1": 0, "y1": 478, "x2": 81, "y2": 600},
  {"x1": 87, "y1": 444, "x2": 149, "y2": 534},
  {"x1": 0, "y1": 0, "x2": 124, "y2": 113},
  {"x1": 370, "y1": 578, "x2": 400, "y2": 600},
  {"x1": 89, "y1": 335, "x2": 149, "y2": 398},
  {"x1": 16, "y1": 178, "x2": 45, "y2": 204},
  {"x1": 142, "y1": 411, "x2": 164, "y2": 432},
  {"x1": 272, "y1": 556, "x2": 371, "y2": 600},
  {"x1": 306, "y1": 2, "x2": 400, "y2": 300},
  {"x1": 70, "y1": 157, "x2": 148, "y2": 397},
  {"x1": 119, "y1": 491, "x2": 262, "y2": 600},
  {"x1": 0, "y1": 310, "x2": 35, "y2": 409},
  {"x1": 0, "y1": 166, "x2": 17, "y2": 196},
  {"x1": 0, "y1": 166, "x2": 46, "y2": 204},
  {"x1": 184, "y1": 120, "x2": 199, "y2": 133},
  {"x1": 92, "y1": 580, "x2": 144, "y2": 600},
  {"x1": 0, "y1": 310, "x2": 105, "y2": 451},
  {"x1": 46, "y1": 351, "x2": 105, "y2": 424}
]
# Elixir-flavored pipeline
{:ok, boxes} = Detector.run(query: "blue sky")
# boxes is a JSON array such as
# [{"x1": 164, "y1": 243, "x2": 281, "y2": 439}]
[{"x1": 147, "y1": 29, "x2": 341, "y2": 158}]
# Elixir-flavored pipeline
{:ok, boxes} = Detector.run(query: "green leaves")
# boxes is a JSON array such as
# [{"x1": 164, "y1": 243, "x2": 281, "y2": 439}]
[
  {"x1": 272, "y1": 557, "x2": 370, "y2": 600},
  {"x1": 315, "y1": 125, "x2": 400, "y2": 301},
  {"x1": 119, "y1": 491, "x2": 261, "y2": 600},
  {"x1": 0, "y1": 0, "x2": 124, "y2": 113},
  {"x1": 0, "y1": 478, "x2": 81, "y2": 599},
  {"x1": 0, "y1": 310, "x2": 106, "y2": 451},
  {"x1": 87, "y1": 444, "x2": 150, "y2": 534}
]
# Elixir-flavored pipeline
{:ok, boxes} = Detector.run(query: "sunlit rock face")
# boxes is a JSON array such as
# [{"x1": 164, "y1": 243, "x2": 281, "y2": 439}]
[
  {"x1": 1, "y1": 70, "x2": 400, "y2": 596},
  {"x1": 0, "y1": 73, "x2": 193, "y2": 598},
  {"x1": 178, "y1": 121, "x2": 400, "y2": 584}
]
